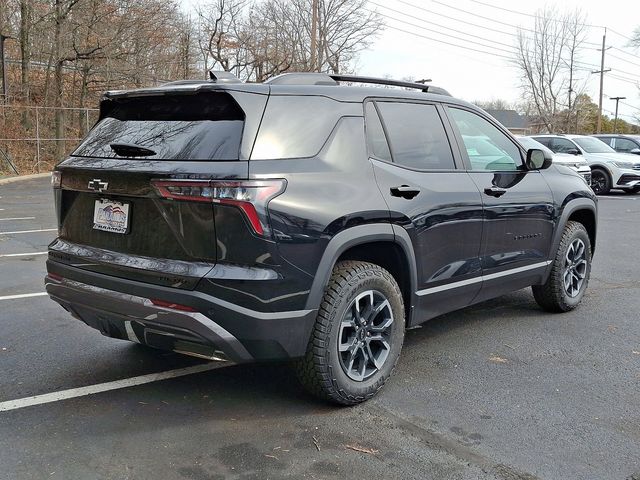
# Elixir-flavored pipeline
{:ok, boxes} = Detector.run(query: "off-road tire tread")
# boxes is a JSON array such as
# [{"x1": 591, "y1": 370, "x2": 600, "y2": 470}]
[
  {"x1": 295, "y1": 260, "x2": 404, "y2": 406},
  {"x1": 532, "y1": 221, "x2": 590, "y2": 313}
]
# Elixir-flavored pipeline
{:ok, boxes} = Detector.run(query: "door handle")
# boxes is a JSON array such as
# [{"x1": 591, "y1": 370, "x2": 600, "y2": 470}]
[
  {"x1": 390, "y1": 185, "x2": 421, "y2": 199},
  {"x1": 484, "y1": 186, "x2": 507, "y2": 198}
]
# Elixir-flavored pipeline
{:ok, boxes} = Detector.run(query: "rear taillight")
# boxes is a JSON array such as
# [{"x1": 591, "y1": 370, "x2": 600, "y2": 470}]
[{"x1": 151, "y1": 179, "x2": 286, "y2": 237}]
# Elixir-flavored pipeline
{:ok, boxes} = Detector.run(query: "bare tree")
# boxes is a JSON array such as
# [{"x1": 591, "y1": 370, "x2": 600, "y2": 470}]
[
  {"x1": 196, "y1": 0, "x2": 383, "y2": 81},
  {"x1": 514, "y1": 7, "x2": 587, "y2": 132}
]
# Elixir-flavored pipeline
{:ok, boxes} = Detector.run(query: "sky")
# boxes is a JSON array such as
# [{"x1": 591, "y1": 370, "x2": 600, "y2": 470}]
[
  {"x1": 184, "y1": 0, "x2": 640, "y2": 123},
  {"x1": 355, "y1": 0, "x2": 640, "y2": 122}
]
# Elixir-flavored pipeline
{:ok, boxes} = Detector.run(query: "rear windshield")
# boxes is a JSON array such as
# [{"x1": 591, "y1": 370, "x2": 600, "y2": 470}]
[{"x1": 73, "y1": 92, "x2": 244, "y2": 160}]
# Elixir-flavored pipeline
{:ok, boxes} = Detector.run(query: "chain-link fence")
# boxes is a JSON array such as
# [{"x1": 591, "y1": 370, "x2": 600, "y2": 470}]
[{"x1": 0, "y1": 104, "x2": 99, "y2": 175}]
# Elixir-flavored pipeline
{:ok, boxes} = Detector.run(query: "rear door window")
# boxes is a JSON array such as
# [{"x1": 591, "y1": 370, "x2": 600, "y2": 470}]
[
  {"x1": 73, "y1": 92, "x2": 244, "y2": 160},
  {"x1": 551, "y1": 138, "x2": 579, "y2": 154},
  {"x1": 376, "y1": 102, "x2": 456, "y2": 170},
  {"x1": 613, "y1": 138, "x2": 638, "y2": 152}
]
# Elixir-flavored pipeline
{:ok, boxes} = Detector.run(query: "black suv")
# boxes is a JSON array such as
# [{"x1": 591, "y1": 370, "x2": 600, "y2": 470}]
[{"x1": 46, "y1": 72, "x2": 597, "y2": 405}]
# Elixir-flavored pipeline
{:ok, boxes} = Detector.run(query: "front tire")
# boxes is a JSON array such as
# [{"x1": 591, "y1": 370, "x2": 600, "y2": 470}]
[
  {"x1": 532, "y1": 221, "x2": 592, "y2": 312},
  {"x1": 296, "y1": 261, "x2": 405, "y2": 405},
  {"x1": 590, "y1": 168, "x2": 611, "y2": 195}
]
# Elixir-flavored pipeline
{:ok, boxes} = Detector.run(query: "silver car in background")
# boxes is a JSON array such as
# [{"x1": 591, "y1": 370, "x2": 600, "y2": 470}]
[
  {"x1": 530, "y1": 134, "x2": 640, "y2": 195},
  {"x1": 517, "y1": 136, "x2": 591, "y2": 185}
]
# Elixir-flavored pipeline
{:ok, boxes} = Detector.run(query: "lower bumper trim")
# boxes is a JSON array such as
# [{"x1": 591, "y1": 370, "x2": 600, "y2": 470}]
[{"x1": 46, "y1": 276, "x2": 252, "y2": 362}]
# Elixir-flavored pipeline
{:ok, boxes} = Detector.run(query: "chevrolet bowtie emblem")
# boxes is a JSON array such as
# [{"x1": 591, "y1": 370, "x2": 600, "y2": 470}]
[{"x1": 88, "y1": 179, "x2": 109, "y2": 192}]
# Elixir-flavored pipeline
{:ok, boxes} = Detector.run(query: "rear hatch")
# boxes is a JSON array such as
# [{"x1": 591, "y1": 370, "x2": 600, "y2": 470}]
[{"x1": 51, "y1": 86, "x2": 268, "y2": 289}]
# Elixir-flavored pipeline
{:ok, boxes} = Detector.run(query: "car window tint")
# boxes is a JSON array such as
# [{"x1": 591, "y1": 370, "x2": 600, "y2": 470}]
[
  {"x1": 73, "y1": 92, "x2": 244, "y2": 161},
  {"x1": 364, "y1": 103, "x2": 391, "y2": 162},
  {"x1": 376, "y1": 102, "x2": 455, "y2": 170},
  {"x1": 449, "y1": 108, "x2": 521, "y2": 171},
  {"x1": 532, "y1": 137, "x2": 552, "y2": 148},
  {"x1": 252, "y1": 96, "x2": 348, "y2": 159},
  {"x1": 552, "y1": 138, "x2": 579, "y2": 153},
  {"x1": 614, "y1": 138, "x2": 637, "y2": 152}
]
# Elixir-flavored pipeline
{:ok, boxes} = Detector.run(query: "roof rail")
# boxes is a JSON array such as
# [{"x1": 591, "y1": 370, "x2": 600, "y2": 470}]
[
  {"x1": 330, "y1": 75, "x2": 430, "y2": 91},
  {"x1": 266, "y1": 72, "x2": 449, "y2": 95},
  {"x1": 265, "y1": 73, "x2": 338, "y2": 86}
]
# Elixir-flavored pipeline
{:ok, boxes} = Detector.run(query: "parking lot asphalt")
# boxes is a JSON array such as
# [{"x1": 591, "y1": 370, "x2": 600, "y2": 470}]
[{"x1": 1, "y1": 176, "x2": 639, "y2": 480}]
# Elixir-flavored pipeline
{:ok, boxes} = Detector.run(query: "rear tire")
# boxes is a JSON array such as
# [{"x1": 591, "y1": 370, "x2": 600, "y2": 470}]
[
  {"x1": 532, "y1": 221, "x2": 592, "y2": 313},
  {"x1": 296, "y1": 261, "x2": 405, "y2": 405},
  {"x1": 590, "y1": 168, "x2": 611, "y2": 195}
]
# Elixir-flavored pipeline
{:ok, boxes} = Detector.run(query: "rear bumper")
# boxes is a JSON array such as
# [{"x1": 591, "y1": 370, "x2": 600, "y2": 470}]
[{"x1": 45, "y1": 260, "x2": 317, "y2": 362}]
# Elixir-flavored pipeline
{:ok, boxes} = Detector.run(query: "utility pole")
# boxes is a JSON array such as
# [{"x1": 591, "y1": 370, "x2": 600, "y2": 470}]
[
  {"x1": 0, "y1": 33, "x2": 12, "y2": 103},
  {"x1": 592, "y1": 28, "x2": 611, "y2": 134},
  {"x1": 610, "y1": 96, "x2": 626, "y2": 133},
  {"x1": 310, "y1": 0, "x2": 318, "y2": 72}
]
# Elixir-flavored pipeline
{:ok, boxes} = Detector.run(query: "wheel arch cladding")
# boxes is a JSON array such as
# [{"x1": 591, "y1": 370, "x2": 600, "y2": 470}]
[
  {"x1": 547, "y1": 198, "x2": 597, "y2": 279},
  {"x1": 304, "y1": 224, "x2": 418, "y2": 325}
]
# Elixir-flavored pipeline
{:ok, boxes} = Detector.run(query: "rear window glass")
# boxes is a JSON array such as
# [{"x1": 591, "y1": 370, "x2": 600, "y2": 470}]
[
  {"x1": 251, "y1": 96, "x2": 344, "y2": 159},
  {"x1": 73, "y1": 92, "x2": 244, "y2": 160}
]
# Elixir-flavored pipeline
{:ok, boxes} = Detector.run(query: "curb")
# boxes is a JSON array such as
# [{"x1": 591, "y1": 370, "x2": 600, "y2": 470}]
[{"x1": 0, "y1": 172, "x2": 51, "y2": 185}]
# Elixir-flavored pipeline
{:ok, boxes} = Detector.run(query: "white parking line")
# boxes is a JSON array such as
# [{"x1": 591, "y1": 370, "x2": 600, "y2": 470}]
[
  {"x1": 599, "y1": 196, "x2": 638, "y2": 200},
  {"x1": 0, "y1": 252, "x2": 48, "y2": 258},
  {"x1": 0, "y1": 362, "x2": 227, "y2": 412},
  {"x1": 0, "y1": 228, "x2": 56, "y2": 235},
  {"x1": 0, "y1": 292, "x2": 48, "y2": 301},
  {"x1": 0, "y1": 217, "x2": 36, "y2": 221}
]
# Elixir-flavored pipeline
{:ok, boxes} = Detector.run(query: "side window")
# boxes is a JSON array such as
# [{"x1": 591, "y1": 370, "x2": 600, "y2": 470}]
[
  {"x1": 614, "y1": 138, "x2": 637, "y2": 152},
  {"x1": 252, "y1": 96, "x2": 349, "y2": 160},
  {"x1": 532, "y1": 137, "x2": 552, "y2": 149},
  {"x1": 551, "y1": 138, "x2": 578, "y2": 154},
  {"x1": 599, "y1": 137, "x2": 614, "y2": 148},
  {"x1": 376, "y1": 102, "x2": 456, "y2": 170},
  {"x1": 364, "y1": 103, "x2": 392, "y2": 162},
  {"x1": 449, "y1": 108, "x2": 522, "y2": 171}
]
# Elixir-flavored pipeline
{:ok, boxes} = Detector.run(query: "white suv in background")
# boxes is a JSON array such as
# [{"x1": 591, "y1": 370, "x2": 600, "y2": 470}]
[
  {"x1": 517, "y1": 136, "x2": 591, "y2": 185},
  {"x1": 531, "y1": 134, "x2": 640, "y2": 195}
]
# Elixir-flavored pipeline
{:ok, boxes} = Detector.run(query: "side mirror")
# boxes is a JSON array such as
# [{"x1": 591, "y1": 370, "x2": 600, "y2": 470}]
[
  {"x1": 630, "y1": 148, "x2": 640, "y2": 155},
  {"x1": 526, "y1": 148, "x2": 552, "y2": 170},
  {"x1": 567, "y1": 148, "x2": 581, "y2": 155}
]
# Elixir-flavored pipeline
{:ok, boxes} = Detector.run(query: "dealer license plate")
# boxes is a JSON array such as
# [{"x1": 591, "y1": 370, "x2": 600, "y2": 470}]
[{"x1": 92, "y1": 199, "x2": 130, "y2": 234}]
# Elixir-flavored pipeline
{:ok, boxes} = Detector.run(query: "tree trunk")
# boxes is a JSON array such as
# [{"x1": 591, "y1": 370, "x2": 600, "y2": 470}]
[
  {"x1": 20, "y1": 1, "x2": 32, "y2": 129},
  {"x1": 54, "y1": 0, "x2": 65, "y2": 161}
]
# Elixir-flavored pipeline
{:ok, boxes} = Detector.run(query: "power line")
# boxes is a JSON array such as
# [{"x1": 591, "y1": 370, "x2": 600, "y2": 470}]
[
  {"x1": 369, "y1": 6, "x2": 517, "y2": 56},
  {"x1": 394, "y1": 0, "x2": 539, "y2": 37},
  {"x1": 464, "y1": 0, "x2": 603, "y2": 29},
  {"x1": 384, "y1": 24, "x2": 513, "y2": 61},
  {"x1": 620, "y1": 101, "x2": 640, "y2": 112},
  {"x1": 608, "y1": 52, "x2": 640, "y2": 69},
  {"x1": 370, "y1": 0, "x2": 570, "y2": 51},
  {"x1": 610, "y1": 47, "x2": 640, "y2": 62}
]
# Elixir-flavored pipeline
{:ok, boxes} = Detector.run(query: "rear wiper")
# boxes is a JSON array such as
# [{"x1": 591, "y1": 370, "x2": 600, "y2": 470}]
[{"x1": 110, "y1": 142, "x2": 156, "y2": 157}]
